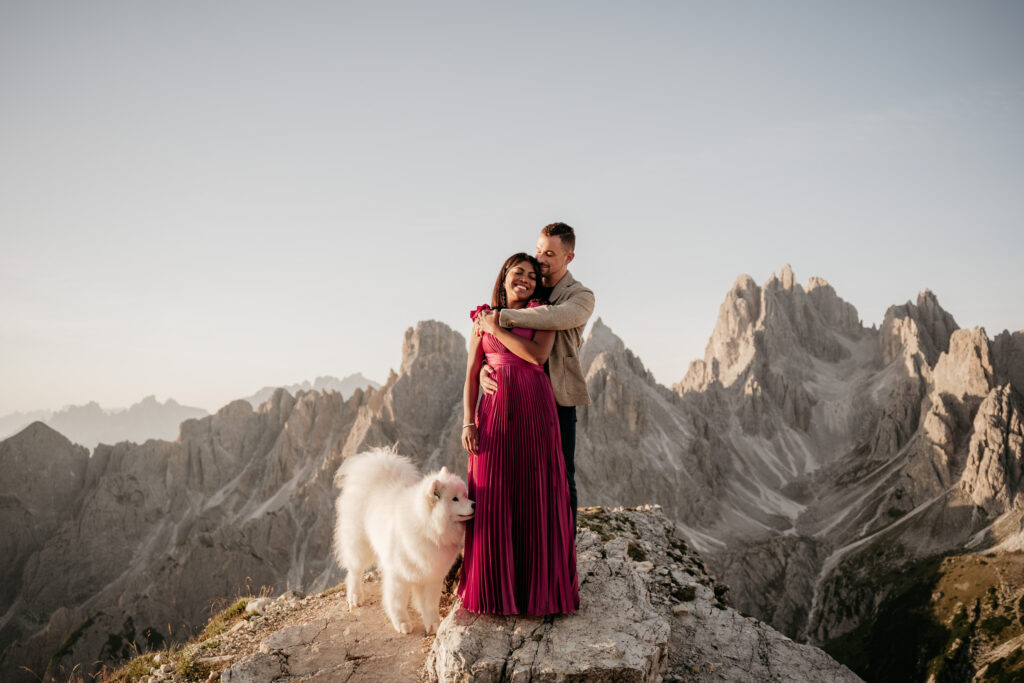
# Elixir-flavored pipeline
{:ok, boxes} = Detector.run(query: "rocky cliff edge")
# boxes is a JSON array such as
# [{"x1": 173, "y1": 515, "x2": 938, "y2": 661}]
[{"x1": 118, "y1": 506, "x2": 859, "y2": 683}]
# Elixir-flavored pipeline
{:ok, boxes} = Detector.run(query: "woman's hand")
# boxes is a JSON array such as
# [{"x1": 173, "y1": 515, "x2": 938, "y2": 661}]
[{"x1": 462, "y1": 424, "x2": 479, "y2": 455}]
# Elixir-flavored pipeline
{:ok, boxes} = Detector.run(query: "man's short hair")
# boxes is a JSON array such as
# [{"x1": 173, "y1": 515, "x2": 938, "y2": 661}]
[{"x1": 541, "y1": 222, "x2": 575, "y2": 252}]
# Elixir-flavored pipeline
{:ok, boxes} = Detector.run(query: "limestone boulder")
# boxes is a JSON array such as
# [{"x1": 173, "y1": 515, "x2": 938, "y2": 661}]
[{"x1": 427, "y1": 506, "x2": 861, "y2": 682}]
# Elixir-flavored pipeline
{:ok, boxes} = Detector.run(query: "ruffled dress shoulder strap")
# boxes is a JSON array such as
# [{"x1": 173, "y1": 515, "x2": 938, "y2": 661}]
[{"x1": 470, "y1": 303, "x2": 492, "y2": 321}]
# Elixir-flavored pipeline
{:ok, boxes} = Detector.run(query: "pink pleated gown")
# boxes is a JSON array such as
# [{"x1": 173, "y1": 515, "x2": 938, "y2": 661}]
[{"x1": 458, "y1": 307, "x2": 580, "y2": 615}]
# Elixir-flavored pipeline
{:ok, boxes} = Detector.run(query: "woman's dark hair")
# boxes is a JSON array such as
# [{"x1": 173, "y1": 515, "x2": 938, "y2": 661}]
[{"x1": 491, "y1": 253, "x2": 541, "y2": 309}]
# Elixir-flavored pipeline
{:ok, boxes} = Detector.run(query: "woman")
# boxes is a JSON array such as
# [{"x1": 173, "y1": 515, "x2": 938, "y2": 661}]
[{"x1": 458, "y1": 253, "x2": 579, "y2": 615}]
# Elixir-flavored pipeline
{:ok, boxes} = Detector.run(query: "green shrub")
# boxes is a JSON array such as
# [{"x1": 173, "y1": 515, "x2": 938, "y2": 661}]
[
  {"x1": 172, "y1": 647, "x2": 213, "y2": 680},
  {"x1": 200, "y1": 598, "x2": 250, "y2": 641},
  {"x1": 107, "y1": 653, "x2": 156, "y2": 682}
]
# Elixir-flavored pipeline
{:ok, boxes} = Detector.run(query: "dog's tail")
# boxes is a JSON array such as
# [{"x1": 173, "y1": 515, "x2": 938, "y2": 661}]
[{"x1": 335, "y1": 446, "x2": 418, "y2": 493}]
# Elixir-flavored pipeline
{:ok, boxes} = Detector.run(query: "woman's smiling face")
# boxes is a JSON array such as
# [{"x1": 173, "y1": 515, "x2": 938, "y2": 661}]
[{"x1": 504, "y1": 261, "x2": 537, "y2": 304}]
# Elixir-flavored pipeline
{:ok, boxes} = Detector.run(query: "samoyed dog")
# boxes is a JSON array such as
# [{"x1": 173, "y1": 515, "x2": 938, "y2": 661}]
[{"x1": 333, "y1": 448, "x2": 474, "y2": 634}]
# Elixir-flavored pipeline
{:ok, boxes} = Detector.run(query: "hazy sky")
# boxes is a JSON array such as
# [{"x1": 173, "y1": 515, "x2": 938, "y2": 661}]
[{"x1": 2, "y1": 1, "x2": 1022, "y2": 415}]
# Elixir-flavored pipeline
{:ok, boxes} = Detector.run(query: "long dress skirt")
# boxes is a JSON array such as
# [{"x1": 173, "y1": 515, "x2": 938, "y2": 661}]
[{"x1": 458, "y1": 330, "x2": 580, "y2": 615}]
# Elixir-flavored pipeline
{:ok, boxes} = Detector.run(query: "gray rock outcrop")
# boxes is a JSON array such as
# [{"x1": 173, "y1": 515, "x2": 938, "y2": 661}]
[
  {"x1": 427, "y1": 506, "x2": 861, "y2": 682},
  {"x1": 222, "y1": 616, "x2": 353, "y2": 682}
]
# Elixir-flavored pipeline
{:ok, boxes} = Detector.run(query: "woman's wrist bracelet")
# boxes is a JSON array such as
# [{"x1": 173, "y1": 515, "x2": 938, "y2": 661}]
[{"x1": 462, "y1": 423, "x2": 475, "y2": 428}]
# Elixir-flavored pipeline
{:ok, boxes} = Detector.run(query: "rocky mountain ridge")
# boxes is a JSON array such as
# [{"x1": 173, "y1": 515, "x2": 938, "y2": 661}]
[
  {"x1": 2, "y1": 266, "x2": 1021, "y2": 682},
  {"x1": 572, "y1": 265, "x2": 1024, "y2": 680}
]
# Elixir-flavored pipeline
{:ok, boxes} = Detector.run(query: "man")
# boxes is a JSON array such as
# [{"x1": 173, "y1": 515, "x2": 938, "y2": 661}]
[{"x1": 476, "y1": 222, "x2": 595, "y2": 528}]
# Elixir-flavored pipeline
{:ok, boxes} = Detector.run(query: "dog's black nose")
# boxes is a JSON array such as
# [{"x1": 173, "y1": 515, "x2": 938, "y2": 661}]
[{"x1": 471, "y1": 501, "x2": 476, "y2": 509}]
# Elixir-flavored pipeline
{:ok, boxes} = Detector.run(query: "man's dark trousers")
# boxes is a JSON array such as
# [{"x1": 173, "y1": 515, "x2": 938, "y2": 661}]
[{"x1": 556, "y1": 405, "x2": 577, "y2": 530}]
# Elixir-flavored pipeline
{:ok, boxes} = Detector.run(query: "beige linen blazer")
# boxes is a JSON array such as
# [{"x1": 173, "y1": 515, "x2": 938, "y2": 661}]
[{"x1": 499, "y1": 271, "x2": 595, "y2": 407}]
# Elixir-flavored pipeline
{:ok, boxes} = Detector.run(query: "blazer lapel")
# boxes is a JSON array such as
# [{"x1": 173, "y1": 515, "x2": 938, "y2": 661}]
[{"x1": 550, "y1": 271, "x2": 575, "y2": 304}]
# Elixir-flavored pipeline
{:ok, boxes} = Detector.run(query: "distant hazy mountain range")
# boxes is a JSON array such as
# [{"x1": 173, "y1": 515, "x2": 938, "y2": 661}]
[
  {"x1": 0, "y1": 397, "x2": 208, "y2": 451},
  {"x1": 0, "y1": 375, "x2": 380, "y2": 450},
  {"x1": 2, "y1": 271, "x2": 1021, "y2": 682},
  {"x1": 241, "y1": 374, "x2": 381, "y2": 410}
]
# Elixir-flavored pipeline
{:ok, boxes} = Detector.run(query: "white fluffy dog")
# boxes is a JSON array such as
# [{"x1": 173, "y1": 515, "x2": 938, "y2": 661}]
[{"x1": 333, "y1": 448, "x2": 474, "y2": 634}]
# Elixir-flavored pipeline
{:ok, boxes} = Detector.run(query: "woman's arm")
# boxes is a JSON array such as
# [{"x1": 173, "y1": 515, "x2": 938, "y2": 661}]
[
  {"x1": 485, "y1": 326, "x2": 555, "y2": 365},
  {"x1": 462, "y1": 331, "x2": 484, "y2": 454}
]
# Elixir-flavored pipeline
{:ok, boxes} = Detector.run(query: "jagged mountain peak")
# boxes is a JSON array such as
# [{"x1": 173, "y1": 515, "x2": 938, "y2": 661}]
[
  {"x1": 679, "y1": 266, "x2": 862, "y2": 394},
  {"x1": 677, "y1": 273, "x2": 762, "y2": 393},
  {"x1": 916, "y1": 288, "x2": 943, "y2": 310},
  {"x1": 341, "y1": 320, "x2": 467, "y2": 461},
  {"x1": 399, "y1": 320, "x2": 466, "y2": 376},
  {"x1": 313, "y1": 373, "x2": 376, "y2": 392},
  {"x1": 243, "y1": 374, "x2": 382, "y2": 409},
  {"x1": 55, "y1": 401, "x2": 105, "y2": 417},
  {"x1": 806, "y1": 276, "x2": 830, "y2": 292},
  {"x1": 216, "y1": 398, "x2": 257, "y2": 419},
  {"x1": 587, "y1": 316, "x2": 619, "y2": 343},
  {"x1": 5, "y1": 420, "x2": 72, "y2": 447},
  {"x1": 879, "y1": 289, "x2": 959, "y2": 367},
  {"x1": 0, "y1": 423, "x2": 88, "y2": 517},
  {"x1": 806, "y1": 278, "x2": 861, "y2": 335},
  {"x1": 258, "y1": 387, "x2": 300, "y2": 416},
  {"x1": 765, "y1": 263, "x2": 798, "y2": 290},
  {"x1": 578, "y1": 318, "x2": 662, "y2": 391},
  {"x1": 125, "y1": 395, "x2": 188, "y2": 412},
  {"x1": 734, "y1": 272, "x2": 759, "y2": 291},
  {"x1": 580, "y1": 317, "x2": 626, "y2": 375}
]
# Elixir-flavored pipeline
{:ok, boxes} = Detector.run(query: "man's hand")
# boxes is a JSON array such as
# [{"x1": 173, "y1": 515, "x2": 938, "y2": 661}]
[
  {"x1": 477, "y1": 309, "x2": 500, "y2": 335},
  {"x1": 480, "y1": 364, "x2": 497, "y2": 395}
]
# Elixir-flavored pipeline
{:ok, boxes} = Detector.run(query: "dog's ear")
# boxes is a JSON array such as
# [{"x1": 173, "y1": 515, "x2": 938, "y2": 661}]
[
  {"x1": 430, "y1": 479, "x2": 443, "y2": 501},
  {"x1": 440, "y1": 466, "x2": 450, "y2": 477}
]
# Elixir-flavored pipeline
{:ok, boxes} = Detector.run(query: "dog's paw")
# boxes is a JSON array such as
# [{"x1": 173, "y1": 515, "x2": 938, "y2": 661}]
[
  {"x1": 424, "y1": 619, "x2": 439, "y2": 635},
  {"x1": 392, "y1": 620, "x2": 412, "y2": 634},
  {"x1": 347, "y1": 594, "x2": 360, "y2": 611}
]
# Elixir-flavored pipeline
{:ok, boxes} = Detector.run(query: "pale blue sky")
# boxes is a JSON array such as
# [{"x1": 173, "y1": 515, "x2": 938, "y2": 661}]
[{"x1": 1, "y1": 1, "x2": 1022, "y2": 415}]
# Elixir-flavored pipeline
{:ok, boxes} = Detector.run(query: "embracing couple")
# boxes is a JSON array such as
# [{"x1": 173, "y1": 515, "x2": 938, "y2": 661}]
[{"x1": 458, "y1": 222, "x2": 594, "y2": 616}]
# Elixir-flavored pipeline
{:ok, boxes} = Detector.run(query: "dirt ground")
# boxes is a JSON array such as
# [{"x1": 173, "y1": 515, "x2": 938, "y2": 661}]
[{"x1": 199, "y1": 574, "x2": 457, "y2": 681}]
